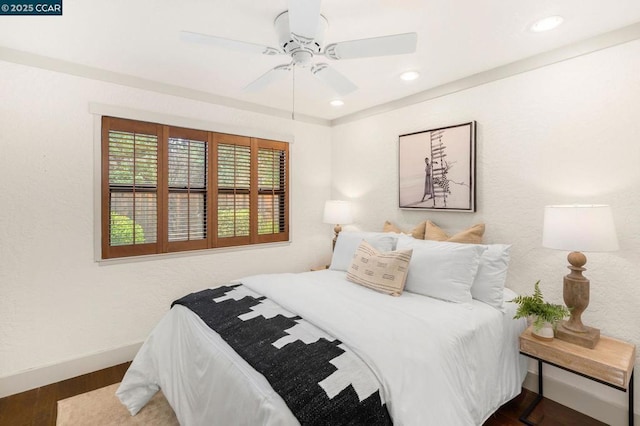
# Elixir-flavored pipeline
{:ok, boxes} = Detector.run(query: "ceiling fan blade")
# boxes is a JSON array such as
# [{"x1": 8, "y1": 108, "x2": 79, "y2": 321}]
[
  {"x1": 311, "y1": 63, "x2": 357, "y2": 96},
  {"x1": 180, "y1": 31, "x2": 281, "y2": 56},
  {"x1": 243, "y1": 64, "x2": 292, "y2": 92},
  {"x1": 288, "y1": 0, "x2": 322, "y2": 46},
  {"x1": 324, "y1": 32, "x2": 417, "y2": 60}
]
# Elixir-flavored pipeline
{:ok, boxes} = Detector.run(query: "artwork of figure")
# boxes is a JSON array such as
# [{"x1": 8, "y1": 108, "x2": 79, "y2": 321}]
[
  {"x1": 421, "y1": 157, "x2": 433, "y2": 202},
  {"x1": 398, "y1": 122, "x2": 475, "y2": 212}
]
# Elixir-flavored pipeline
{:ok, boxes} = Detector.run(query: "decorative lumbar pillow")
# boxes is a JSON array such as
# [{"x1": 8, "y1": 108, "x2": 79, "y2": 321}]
[
  {"x1": 346, "y1": 240, "x2": 413, "y2": 296},
  {"x1": 330, "y1": 231, "x2": 399, "y2": 272},
  {"x1": 471, "y1": 244, "x2": 511, "y2": 310},
  {"x1": 424, "y1": 221, "x2": 485, "y2": 244},
  {"x1": 382, "y1": 220, "x2": 426, "y2": 239},
  {"x1": 396, "y1": 236, "x2": 486, "y2": 303}
]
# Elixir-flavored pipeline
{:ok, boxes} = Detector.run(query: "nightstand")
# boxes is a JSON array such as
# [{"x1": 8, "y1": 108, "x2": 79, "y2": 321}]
[{"x1": 519, "y1": 326, "x2": 636, "y2": 425}]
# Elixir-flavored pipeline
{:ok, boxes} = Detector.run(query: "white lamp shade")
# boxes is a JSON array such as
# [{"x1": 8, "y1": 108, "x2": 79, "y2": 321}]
[
  {"x1": 542, "y1": 204, "x2": 619, "y2": 252},
  {"x1": 323, "y1": 200, "x2": 354, "y2": 225}
]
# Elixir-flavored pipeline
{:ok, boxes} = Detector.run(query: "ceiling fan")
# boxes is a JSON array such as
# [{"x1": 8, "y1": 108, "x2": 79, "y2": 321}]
[{"x1": 181, "y1": 0, "x2": 417, "y2": 96}]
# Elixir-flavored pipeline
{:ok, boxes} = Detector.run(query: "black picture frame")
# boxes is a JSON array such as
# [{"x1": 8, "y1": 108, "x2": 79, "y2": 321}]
[{"x1": 398, "y1": 121, "x2": 476, "y2": 212}]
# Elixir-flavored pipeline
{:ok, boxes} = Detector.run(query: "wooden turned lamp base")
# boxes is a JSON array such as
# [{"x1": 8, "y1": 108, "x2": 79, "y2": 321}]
[
  {"x1": 331, "y1": 224, "x2": 342, "y2": 250},
  {"x1": 555, "y1": 251, "x2": 601, "y2": 349},
  {"x1": 555, "y1": 321, "x2": 600, "y2": 349}
]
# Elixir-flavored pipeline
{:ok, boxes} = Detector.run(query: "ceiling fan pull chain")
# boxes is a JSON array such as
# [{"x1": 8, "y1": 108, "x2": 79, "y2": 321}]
[{"x1": 292, "y1": 64, "x2": 296, "y2": 121}]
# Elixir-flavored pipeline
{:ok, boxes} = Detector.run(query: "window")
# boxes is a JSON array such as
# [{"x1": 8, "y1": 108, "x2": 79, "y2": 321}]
[{"x1": 101, "y1": 117, "x2": 289, "y2": 259}]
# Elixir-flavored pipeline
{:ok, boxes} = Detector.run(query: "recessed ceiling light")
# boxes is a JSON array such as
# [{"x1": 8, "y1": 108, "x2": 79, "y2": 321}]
[
  {"x1": 400, "y1": 71, "x2": 420, "y2": 81},
  {"x1": 530, "y1": 15, "x2": 564, "y2": 32},
  {"x1": 330, "y1": 99, "x2": 344, "y2": 107}
]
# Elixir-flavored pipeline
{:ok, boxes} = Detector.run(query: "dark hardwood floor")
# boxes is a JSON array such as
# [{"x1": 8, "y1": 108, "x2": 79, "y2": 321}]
[
  {"x1": 0, "y1": 362, "x2": 131, "y2": 426},
  {"x1": 483, "y1": 389, "x2": 606, "y2": 426},
  {"x1": 0, "y1": 362, "x2": 605, "y2": 426}
]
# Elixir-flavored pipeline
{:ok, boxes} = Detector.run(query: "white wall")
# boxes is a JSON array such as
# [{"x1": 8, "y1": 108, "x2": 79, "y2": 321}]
[
  {"x1": 0, "y1": 60, "x2": 333, "y2": 394},
  {"x1": 331, "y1": 40, "x2": 640, "y2": 424}
]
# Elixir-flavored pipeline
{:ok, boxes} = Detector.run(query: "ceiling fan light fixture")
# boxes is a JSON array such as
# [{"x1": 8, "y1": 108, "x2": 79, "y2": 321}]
[
  {"x1": 530, "y1": 15, "x2": 564, "y2": 32},
  {"x1": 182, "y1": 1, "x2": 418, "y2": 98},
  {"x1": 330, "y1": 99, "x2": 344, "y2": 107},
  {"x1": 400, "y1": 70, "x2": 420, "y2": 81}
]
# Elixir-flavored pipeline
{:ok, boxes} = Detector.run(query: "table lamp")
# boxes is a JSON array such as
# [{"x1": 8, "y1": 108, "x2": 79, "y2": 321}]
[
  {"x1": 323, "y1": 200, "x2": 354, "y2": 249},
  {"x1": 542, "y1": 204, "x2": 619, "y2": 348}
]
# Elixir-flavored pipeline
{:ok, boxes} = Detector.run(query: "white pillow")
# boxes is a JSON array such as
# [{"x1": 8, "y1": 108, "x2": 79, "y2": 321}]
[
  {"x1": 471, "y1": 244, "x2": 511, "y2": 310},
  {"x1": 329, "y1": 232, "x2": 398, "y2": 272},
  {"x1": 396, "y1": 237, "x2": 486, "y2": 303}
]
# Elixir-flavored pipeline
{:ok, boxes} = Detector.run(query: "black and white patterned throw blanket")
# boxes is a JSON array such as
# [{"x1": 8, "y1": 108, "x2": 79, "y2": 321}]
[{"x1": 172, "y1": 284, "x2": 392, "y2": 426}]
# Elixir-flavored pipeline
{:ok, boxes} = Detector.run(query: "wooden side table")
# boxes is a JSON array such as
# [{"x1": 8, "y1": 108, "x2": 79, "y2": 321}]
[{"x1": 519, "y1": 326, "x2": 636, "y2": 425}]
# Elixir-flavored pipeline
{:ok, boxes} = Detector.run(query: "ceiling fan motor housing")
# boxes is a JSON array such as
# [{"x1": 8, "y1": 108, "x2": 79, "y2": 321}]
[{"x1": 274, "y1": 11, "x2": 328, "y2": 66}]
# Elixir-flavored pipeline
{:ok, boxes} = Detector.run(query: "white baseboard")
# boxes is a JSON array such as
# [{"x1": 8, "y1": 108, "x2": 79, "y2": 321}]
[
  {"x1": 523, "y1": 371, "x2": 638, "y2": 426},
  {"x1": 0, "y1": 342, "x2": 142, "y2": 398}
]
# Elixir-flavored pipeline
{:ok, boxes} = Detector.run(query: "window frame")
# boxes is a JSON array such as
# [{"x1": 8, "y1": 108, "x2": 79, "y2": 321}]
[{"x1": 101, "y1": 116, "x2": 289, "y2": 260}]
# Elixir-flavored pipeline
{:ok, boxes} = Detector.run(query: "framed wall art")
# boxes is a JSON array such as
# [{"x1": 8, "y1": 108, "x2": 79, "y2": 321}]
[{"x1": 398, "y1": 121, "x2": 476, "y2": 212}]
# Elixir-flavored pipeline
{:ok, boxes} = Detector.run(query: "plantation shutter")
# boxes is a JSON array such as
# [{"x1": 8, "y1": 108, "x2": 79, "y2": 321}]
[
  {"x1": 256, "y1": 139, "x2": 289, "y2": 243},
  {"x1": 167, "y1": 127, "x2": 209, "y2": 252},
  {"x1": 102, "y1": 117, "x2": 160, "y2": 259},
  {"x1": 215, "y1": 134, "x2": 252, "y2": 247},
  {"x1": 102, "y1": 118, "x2": 290, "y2": 259}
]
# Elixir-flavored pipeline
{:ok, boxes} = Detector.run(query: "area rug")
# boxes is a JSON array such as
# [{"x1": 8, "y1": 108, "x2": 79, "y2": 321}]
[{"x1": 56, "y1": 382, "x2": 179, "y2": 425}]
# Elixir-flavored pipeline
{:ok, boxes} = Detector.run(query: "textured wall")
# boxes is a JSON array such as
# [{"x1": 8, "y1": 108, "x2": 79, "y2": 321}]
[
  {"x1": 331, "y1": 40, "x2": 640, "y2": 421},
  {"x1": 0, "y1": 60, "x2": 333, "y2": 379}
]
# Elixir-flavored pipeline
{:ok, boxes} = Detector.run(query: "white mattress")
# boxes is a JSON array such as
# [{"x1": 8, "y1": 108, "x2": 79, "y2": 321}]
[{"x1": 117, "y1": 270, "x2": 527, "y2": 425}]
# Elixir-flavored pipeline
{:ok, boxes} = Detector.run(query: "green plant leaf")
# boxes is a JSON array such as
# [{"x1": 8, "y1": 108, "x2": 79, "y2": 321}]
[{"x1": 508, "y1": 280, "x2": 570, "y2": 331}]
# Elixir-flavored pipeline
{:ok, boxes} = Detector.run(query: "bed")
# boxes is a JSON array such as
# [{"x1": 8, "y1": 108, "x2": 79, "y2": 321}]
[{"x1": 117, "y1": 231, "x2": 528, "y2": 425}]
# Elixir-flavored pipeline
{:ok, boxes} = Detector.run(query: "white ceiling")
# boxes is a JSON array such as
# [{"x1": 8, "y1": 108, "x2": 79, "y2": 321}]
[{"x1": 1, "y1": 0, "x2": 640, "y2": 122}]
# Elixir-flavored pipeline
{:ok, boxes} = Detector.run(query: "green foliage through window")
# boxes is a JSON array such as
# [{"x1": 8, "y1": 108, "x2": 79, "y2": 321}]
[{"x1": 110, "y1": 212, "x2": 146, "y2": 246}]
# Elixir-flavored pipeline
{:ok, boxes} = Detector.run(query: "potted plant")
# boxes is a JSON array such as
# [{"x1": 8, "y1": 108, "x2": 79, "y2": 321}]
[{"x1": 510, "y1": 281, "x2": 570, "y2": 341}]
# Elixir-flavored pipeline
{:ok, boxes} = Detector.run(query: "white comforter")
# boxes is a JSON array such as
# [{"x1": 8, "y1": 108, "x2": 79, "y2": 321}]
[{"x1": 117, "y1": 270, "x2": 527, "y2": 425}]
